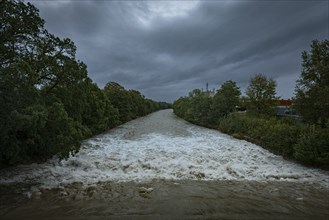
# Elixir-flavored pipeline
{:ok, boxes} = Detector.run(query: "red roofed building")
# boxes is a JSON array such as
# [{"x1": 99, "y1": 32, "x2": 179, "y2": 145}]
[
  {"x1": 276, "y1": 99, "x2": 294, "y2": 115},
  {"x1": 277, "y1": 99, "x2": 292, "y2": 107}
]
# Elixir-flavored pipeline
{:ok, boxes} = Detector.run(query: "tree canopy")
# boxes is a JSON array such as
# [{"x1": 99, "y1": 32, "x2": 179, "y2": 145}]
[
  {"x1": 294, "y1": 39, "x2": 329, "y2": 126},
  {"x1": 246, "y1": 74, "x2": 277, "y2": 116},
  {"x1": 213, "y1": 80, "x2": 241, "y2": 120},
  {"x1": 173, "y1": 81, "x2": 241, "y2": 127},
  {"x1": 0, "y1": 0, "x2": 169, "y2": 166}
]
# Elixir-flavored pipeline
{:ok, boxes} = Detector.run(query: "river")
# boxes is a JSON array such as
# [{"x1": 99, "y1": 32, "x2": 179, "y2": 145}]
[{"x1": 1, "y1": 109, "x2": 328, "y2": 219}]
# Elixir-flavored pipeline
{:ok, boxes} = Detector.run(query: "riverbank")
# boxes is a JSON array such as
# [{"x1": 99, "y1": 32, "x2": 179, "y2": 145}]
[
  {"x1": 173, "y1": 108, "x2": 329, "y2": 170},
  {"x1": 218, "y1": 114, "x2": 329, "y2": 170}
]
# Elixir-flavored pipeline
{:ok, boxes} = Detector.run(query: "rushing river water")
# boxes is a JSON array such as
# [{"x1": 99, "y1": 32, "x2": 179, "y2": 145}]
[{"x1": 1, "y1": 109, "x2": 328, "y2": 219}]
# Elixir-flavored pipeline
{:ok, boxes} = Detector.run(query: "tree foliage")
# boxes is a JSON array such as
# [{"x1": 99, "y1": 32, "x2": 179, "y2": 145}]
[
  {"x1": 246, "y1": 74, "x2": 277, "y2": 116},
  {"x1": 219, "y1": 114, "x2": 329, "y2": 168},
  {"x1": 173, "y1": 81, "x2": 241, "y2": 127},
  {"x1": 103, "y1": 82, "x2": 168, "y2": 124},
  {"x1": 294, "y1": 39, "x2": 329, "y2": 126},
  {"x1": 213, "y1": 80, "x2": 241, "y2": 120},
  {"x1": 0, "y1": 0, "x2": 169, "y2": 166}
]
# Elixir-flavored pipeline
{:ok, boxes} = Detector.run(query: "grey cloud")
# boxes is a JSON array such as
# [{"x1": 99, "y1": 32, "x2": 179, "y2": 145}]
[{"x1": 33, "y1": 0, "x2": 328, "y2": 102}]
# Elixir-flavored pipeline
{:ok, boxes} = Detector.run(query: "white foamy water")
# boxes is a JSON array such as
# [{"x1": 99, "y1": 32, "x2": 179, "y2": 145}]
[{"x1": 1, "y1": 110, "x2": 328, "y2": 188}]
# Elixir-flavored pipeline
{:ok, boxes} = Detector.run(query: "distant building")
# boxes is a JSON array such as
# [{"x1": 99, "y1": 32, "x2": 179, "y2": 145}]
[
  {"x1": 202, "y1": 83, "x2": 216, "y2": 97},
  {"x1": 203, "y1": 89, "x2": 216, "y2": 97},
  {"x1": 275, "y1": 99, "x2": 302, "y2": 122},
  {"x1": 276, "y1": 99, "x2": 294, "y2": 115}
]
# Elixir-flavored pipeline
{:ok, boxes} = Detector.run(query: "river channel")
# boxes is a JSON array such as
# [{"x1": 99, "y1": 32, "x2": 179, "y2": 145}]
[{"x1": 1, "y1": 109, "x2": 328, "y2": 219}]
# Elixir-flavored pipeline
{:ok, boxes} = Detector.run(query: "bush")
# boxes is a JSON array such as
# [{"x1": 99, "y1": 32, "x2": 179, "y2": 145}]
[
  {"x1": 219, "y1": 114, "x2": 329, "y2": 168},
  {"x1": 218, "y1": 114, "x2": 249, "y2": 134},
  {"x1": 294, "y1": 126, "x2": 329, "y2": 167},
  {"x1": 219, "y1": 115, "x2": 295, "y2": 157}
]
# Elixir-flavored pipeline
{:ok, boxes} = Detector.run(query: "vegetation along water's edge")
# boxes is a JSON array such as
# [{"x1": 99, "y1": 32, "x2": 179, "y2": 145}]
[
  {"x1": 173, "y1": 39, "x2": 329, "y2": 170},
  {"x1": 0, "y1": 0, "x2": 171, "y2": 167}
]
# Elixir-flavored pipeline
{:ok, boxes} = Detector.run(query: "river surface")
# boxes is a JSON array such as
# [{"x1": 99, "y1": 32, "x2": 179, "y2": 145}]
[{"x1": 1, "y1": 109, "x2": 328, "y2": 219}]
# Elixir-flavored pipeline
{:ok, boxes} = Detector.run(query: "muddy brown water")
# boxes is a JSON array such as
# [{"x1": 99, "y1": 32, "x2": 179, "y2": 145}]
[
  {"x1": 1, "y1": 180, "x2": 328, "y2": 219},
  {"x1": 1, "y1": 110, "x2": 329, "y2": 219}
]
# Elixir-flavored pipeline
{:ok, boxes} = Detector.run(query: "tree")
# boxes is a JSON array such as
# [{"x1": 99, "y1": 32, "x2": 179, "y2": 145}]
[
  {"x1": 0, "y1": 0, "x2": 44, "y2": 67},
  {"x1": 294, "y1": 40, "x2": 329, "y2": 126},
  {"x1": 0, "y1": 0, "x2": 166, "y2": 165},
  {"x1": 103, "y1": 82, "x2": 132, "y2": 123},
  {"x1": 129, "y1": 90, "x2": 148, "y2": 117},
  {"x1": 188, "y1": 94, "x2": 213, "y2": 126},
  {"x1": 173, "y1": 97, "x2": 190, "y2": 119},
  {"x1": 246, "y1": 74, "x2": 277, "y2": 116},
  {"x1": 0, "y1": 1, "x2": 101, "y2": 164},
  {"x1": 79, "y1": 78, "x2": 120, "y2": 134},
  {"x1": 213, "y1": 80, "x2": 241, "y2": 119},
  {"x1": 174, "y1": 89, "x2": 212, "y2": 126},
  {"x1": 188, "y1": 89, "x2": 202, "y2": 98}
]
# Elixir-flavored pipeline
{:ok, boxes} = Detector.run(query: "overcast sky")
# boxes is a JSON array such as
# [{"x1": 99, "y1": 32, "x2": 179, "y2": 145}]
[{"x1": 30, "y1": 0, "x2": 328, "y2": 102}]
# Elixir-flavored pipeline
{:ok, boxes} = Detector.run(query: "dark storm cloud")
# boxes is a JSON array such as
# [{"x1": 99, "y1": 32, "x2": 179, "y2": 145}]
[{"x1": 32, "y1": 0, "x2": 328, "y2": 102}]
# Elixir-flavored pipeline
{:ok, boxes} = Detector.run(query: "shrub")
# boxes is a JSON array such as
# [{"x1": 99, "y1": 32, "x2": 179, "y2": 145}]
[
  {"x1": 219, "y1": 114, "x2": 302, "y2": 157},
  {"x1": 294, "y1": 126, "x2": 329, "y2": 167}
]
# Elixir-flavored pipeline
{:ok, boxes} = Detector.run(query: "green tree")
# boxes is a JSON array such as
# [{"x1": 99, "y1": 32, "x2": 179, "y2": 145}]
[
  {"x1": 79, "y1": 78, "x2": 120, "y2": 133},
  {"x1": 0, "y1": 0, "x2": 168, "y2": 166},
  {"x1": 103, "y1": 82, "x2": 132, "y2": 123},
  {"x1": 174, "y1": 89, "x2": 213, "y2": 126},
  {"x1": 213, "y1": 80, "x2": 241, "y2": 120},
  {"x1": 1, "y1": 0, "x2": 99, "y2": 164},
  {"x1": 128, "y1": 90, "x2": 146, "y2": 117},
  {"x1": 188, "y1": 89, "x2": 202, "y2": 98},
  {"x1": 173, "y1": 97, "x2": 190, "y2": 119},
  {"x1": 188, "y1": 94, "x2": 213, "y2": 126},
  {"x1": 0, "y1": 0, "x2": 44, "y2": 67},
  {"x1": 246, "y1": 74, "x2": 277, "y2": 116},
  {"x1": 294, "y1": 39, "x2": 329, "y2": 126}
]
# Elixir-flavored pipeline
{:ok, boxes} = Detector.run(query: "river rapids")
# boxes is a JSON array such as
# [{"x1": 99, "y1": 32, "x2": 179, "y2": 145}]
[{"x1": 1, "y1": 110, "x2": 328, "y2": 219}]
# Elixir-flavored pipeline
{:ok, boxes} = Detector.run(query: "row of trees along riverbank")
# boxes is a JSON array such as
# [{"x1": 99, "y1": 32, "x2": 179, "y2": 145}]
[
  {"x1": 0, "y1": 0, "x2": 170, "y2": 166},
  {"x1": 173, "y1": 40, "x2": 329, "y2": 170}
]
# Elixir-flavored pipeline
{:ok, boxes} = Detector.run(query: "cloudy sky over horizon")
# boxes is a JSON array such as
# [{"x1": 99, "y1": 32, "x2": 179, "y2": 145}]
[{"x1": 30, "y1": 0, "x2": 328, "y2": 102}]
